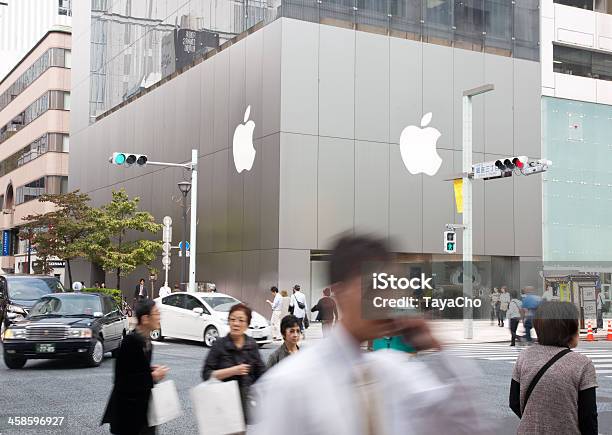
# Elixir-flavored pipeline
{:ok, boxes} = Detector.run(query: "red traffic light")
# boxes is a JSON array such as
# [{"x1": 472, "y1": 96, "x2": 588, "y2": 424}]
[{"x1": 512, "y1": 157, "x2": 527, "y2": 169}]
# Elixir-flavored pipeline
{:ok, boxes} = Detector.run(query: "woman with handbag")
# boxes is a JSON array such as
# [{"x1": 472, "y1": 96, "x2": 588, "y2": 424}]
[
  {"x1": 509, "y1": 301, "x2": 597, "y2": 434},
  {"x1": 201, "y1": 303, "x2": 266, "y2": 423},
  {"x1": 499, "y1": 286, "x2": 511, "y2": 327}
]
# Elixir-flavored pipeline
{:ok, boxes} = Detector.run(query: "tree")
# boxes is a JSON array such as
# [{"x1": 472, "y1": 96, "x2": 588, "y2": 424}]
[
  {"x1": 85, "y1": 189, "x2": 161, "y2": 291},
  {"x1": 19, "y1": 191, "x2": 94, "y2": 286}
]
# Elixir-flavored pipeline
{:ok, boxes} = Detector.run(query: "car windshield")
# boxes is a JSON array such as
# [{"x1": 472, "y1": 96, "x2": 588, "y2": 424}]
[
  {"x1": 29, "y1": 295, "x2": 101, "y2": 317},
  {"x1": 202, "y1": 296, "x2": 239, "y2": 312},
  {"x1": 7, "y1": 277, "x2": 64, "y2": 301}
]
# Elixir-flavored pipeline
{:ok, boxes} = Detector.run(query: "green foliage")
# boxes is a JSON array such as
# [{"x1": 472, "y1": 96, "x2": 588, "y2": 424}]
[
  {"x1": 81, "y1": 287, "x2": 123, "y2": 306},
  {"x1": 83, "y1": 189, "x2": 162, "y2": 290}
]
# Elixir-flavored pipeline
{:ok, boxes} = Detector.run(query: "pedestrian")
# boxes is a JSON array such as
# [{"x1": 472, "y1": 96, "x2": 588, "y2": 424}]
[
  {"x1": 508, "y1": 290, "x2": 523, "y2": 346},
  {"x1": 510, "y1": 301, "x2": 597, "y2": 434},
  {"x1": 266, "y1": 315, "x2": 300, "y2": 369},
  {"x1": 201, "y1": 303, "x2": 266, "y2": 424},
  {"x1": 499, "y1": 286, "x2": 510, "y2": 327},
  {"x1": 521, "y1": 286, "x2": 541, "y2": 343},
  {"x1": 94, "y1": 281, "x2": 100, "y2": 289},
  {"x1": 134, "y1": 278, "x2": 148, "y2": 305},
  {"x1": 542, "y1": 286, "x2": 554, "y2": 302},
  {"x1": 101, "y1": 282, "x2": 106, "y2": 289},
  {"x1": 596, "y1": 289, "x2": 605, "y2": 331},
  {"x1": 173, "y1": 283, "x2": 180, "y2": 293},
  {"x1": 311, "y1": 287, "x2": 338, "y2": 337},
  {"x1": 489, "y1": 288, "x2": 500, "y2": 325},
  {"x1": 250, "y1": 234, "x2": 488, "y2": 435},
  {"x1": 289, "y1": 284, "x2": 307, "y2": 334},
  {"x1": 266, "y1": 286, "x2": 282, "y2": 340},
  {"x1": 279, "y1": 290, "x2": 290, "y2": 318},
  {"x1": 101, "y1": 299, "x2": 169, "y2": 434}
]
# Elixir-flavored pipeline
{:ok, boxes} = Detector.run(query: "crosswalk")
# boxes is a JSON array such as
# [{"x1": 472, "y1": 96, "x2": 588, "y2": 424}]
[{"x1": 439, "y1": 343, "x2": 612, "y2": 377}]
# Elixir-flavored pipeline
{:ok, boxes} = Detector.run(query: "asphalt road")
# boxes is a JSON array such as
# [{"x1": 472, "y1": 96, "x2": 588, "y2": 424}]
[{"x1": 2, "y1": 339, "x2": 612, "y2": 434}]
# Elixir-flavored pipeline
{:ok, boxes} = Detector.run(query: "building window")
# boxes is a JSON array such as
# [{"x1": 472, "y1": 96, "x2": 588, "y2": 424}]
[
  {"x1": 62, "y1": 135, "x2": 69, "y2": 152},
  {"x1": 554, "y1": 44, "x2": 612, "y2": 81},
  {"x1": 16, "y1": 178, "x2": 45, "y2": 205},
  {"x1": 58, "y1": 0, "x2": 72, "y2": 16}
]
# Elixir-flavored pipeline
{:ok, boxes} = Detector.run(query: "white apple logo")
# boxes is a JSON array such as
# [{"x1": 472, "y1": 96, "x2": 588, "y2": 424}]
[
  {"x1": 232, "y1": 105, "x2": 256, "y2": 173},
  {"x1": 399, "y1": 112, "x2": 442, "y2": 176}
]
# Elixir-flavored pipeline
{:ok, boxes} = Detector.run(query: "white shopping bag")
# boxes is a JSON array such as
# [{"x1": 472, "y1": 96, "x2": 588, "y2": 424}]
[
  {"x1": 148, "y1": 380, "x2": 183, "y2": 427},
  {"x1": 190, "y1": 379, "x2": 245, "y2": 435}
]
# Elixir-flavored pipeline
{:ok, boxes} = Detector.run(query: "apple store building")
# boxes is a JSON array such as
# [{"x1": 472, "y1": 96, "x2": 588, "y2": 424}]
[{"x1": 70, "y1": 0, "x2": 543, "y2": 317}]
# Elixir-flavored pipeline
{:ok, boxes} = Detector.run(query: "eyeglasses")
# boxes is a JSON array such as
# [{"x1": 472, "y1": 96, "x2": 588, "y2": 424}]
[{"x1": 228, "y1": 317, "x2": 248, "y2": 324}]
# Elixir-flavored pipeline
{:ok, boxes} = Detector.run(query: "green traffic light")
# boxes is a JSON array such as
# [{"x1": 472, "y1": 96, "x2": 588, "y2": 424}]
[
  {"x1": 114, "y1": 153, "x2": 126, "y2": 165},
  {"x1": 447, "y1": 243, "x2": 455, "y2": 251}
]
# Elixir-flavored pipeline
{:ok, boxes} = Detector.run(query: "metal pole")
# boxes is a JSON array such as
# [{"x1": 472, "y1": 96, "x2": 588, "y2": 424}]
[
  {"x1": 463, "y1": 95, "x2": 473, "y2": 340},
  {"x1": 182, "y1": 194, "x2": 187, "y2": 289},
  {"x1": 188, "y1": 149, "x2": 198, "y2": 293}
]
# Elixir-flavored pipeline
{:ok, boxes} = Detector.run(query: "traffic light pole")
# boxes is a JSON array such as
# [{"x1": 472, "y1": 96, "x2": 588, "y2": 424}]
[{"x1": 462, "y1": 84, "x2": 494, "y2": 340}]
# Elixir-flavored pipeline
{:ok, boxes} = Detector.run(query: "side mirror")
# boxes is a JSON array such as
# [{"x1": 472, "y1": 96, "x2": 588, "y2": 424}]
[
  {"x1": 93, "y1": 312, "x2": 104, "y2": 318},
  {"x1": 193, "y1": 307, "x2": 204, "y2": 315}
]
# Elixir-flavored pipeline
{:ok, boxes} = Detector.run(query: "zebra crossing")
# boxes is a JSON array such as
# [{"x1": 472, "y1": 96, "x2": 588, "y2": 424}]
[{"x1": 439, "y1": 342, "x2": 612, "y2": 377}]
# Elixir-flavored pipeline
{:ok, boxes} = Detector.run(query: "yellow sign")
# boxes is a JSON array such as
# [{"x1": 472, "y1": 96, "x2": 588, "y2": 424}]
[{"x1": 453, "y1": 179, "x2": 463, "y2": 213}]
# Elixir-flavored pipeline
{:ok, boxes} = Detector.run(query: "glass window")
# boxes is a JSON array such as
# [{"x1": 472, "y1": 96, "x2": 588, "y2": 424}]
[
  {"x1": 184, "y1": 295, "x2": 204, "y2": 311},
  {"x1": 553, "y1": 44, "x2": 612, "y2": 82},
  {"x1": 163, "y1": 293, "x2": 185, "y2": 308},
  {"x1": 554, "y1": 0, "x2": 593, "y2": 9},
  {"x1": 15, "y1": 177, "x2": 45, "y2": 205},
  {"x1": 63, "y1": 92, "x2": 71, "y2": 110},
  {"x1": 62, "y1": 135, "x2": 69, "y2": 152},
  {"x1": 30, "y1": 295, "x2": 101, "y2": 316},
  {"x1": 202, "y1": 296, "x2": 240, "y2": 312}
]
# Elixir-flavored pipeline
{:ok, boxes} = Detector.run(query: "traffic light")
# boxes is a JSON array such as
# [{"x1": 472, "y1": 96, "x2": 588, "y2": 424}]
[
  {"x1": 494, "y1": 156, "x2": 527, "y2": 172},
  {"x1": 109, "y1": 152, "x2": 148, "y2": 167},
  {"x1": 444, "y1": 231, "x2": 456, "y2": 253}
]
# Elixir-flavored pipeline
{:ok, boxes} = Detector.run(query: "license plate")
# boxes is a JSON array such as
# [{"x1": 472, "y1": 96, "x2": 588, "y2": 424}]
[
  {"x1": 251, "y1": 330, "x2": 263, "y2": 338},
  {"x1": 36, "y1": 343, "x2": 55, "y2": 353}
]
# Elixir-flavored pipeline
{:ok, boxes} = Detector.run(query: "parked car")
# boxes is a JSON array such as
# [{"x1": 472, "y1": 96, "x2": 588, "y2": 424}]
[
  {"x1": 151, "y1": 292, "x2": 271, "y2": 347},
  {"x1": 0, "y1": 274, "x2": 65, "y2": 330},
  {"x1": 2, "y1": 292, "x2": 128, "y2": 369}
]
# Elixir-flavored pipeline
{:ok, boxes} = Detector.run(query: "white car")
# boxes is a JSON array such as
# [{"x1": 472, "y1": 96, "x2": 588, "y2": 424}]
[{"x1": 151, "y1": 292, "x2": 272, "y2": 347}]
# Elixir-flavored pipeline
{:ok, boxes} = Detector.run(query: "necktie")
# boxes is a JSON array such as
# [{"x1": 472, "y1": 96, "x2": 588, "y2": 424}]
[{"x1": 354, "y1": 363, "x2": 385, "y2": 435}]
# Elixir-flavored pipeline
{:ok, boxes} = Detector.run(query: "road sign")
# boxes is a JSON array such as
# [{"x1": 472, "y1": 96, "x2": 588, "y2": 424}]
[
  {"x1": 162, "y1": 242, "x2": 171, "y2": 254},
  {"x1": 162, "y1": 256, "x2": 171, "y2": 266},
  {"x1": 472, "y1": 161, "x2": 502, "y2": 180},
  {"x1": 178, "y1": 250, "x2": 190, "y2": 257},
  {"x1": 163, "y1": 226, "x2": 172, "y2": 243},
  {"x1": 178, "y1": 241, "x2": 190, "y2": 251},
  {"x1": 163, "y1": 216, "x2": 173, "y2": 226}
]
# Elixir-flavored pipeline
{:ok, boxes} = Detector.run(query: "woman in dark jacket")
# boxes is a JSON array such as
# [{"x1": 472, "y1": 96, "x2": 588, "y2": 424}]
[
  {"x1": 201, "y1": 303, "x2": 266, "y2": 422},
  {"x1": 102, "y1": 300, "x2": 168, "y2": 435},
  {"x1": 311, "y1": 288, "x2": 338, "y2": 337}
]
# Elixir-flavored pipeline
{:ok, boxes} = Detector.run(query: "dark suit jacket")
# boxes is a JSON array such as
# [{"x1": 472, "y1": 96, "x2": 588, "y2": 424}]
[
  {"x1": 134, "y1": 284, "x2": 148, "y2": 300},
  {"x1": 311, "y1": 296, "x2": 338, "y2": 322},
  {"x1": 101, "y1": 330, "x2": 153, "y2": 434}
]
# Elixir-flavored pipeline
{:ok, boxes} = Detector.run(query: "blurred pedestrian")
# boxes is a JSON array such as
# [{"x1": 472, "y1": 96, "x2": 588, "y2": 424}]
[
  {"x1": 510, "y1": 301, "x2": 597, "y2": 434},
  {"x1": 134, "y1": 278, "x2": 148, "y2": 305},
  {"x1": 311, "y1": 288, "x2": 339, "y2": 337},
  {"x1": 94, "y1": 281, "x2": 101, "y2": 289},
  {"x1": 201, "y1": 303, "x2": 266, "y2": 423},
  {"x1": 173, "y1": 283, "x2": 180, "y2": 293},
  {"x1": 289, "y1": 285, "x2": 307, "y2": 334},
  {"x1": 522, "y1": 286, "x2": 541, "y2": 343},
  {"x1": 101, "y1": 282, "x2": 106, "y2": 289},
  {"x1": 508, "y1": 290, "x2": 523, "y2": 346},
  {"x1": 102, "y1": 299, "x2": 169, "y2": 434},
  {"x1": 499, "y1": 286, "x2": 510, "y2": 328},
  {"x1": 280, "y1": 290, "x2": 290, "y2": 318},
  {"x1": 489, "y1": 288, "x2": 500, "y2": 325},
  {"x1": 159, "y1": 285, "x2": 171, "y2": 298},
  {"x1": 251, "y1": 234, "x2": 481, "y2": 435},
  {"x1": 266, "y1": 286, "x2": 282, "y2": 340},
  {"x1": 596, "y1": 289, "x2": 605, "y2": 331},
  {"x1": 267, "y1": 315, "x2": 300, "y2": 369}
]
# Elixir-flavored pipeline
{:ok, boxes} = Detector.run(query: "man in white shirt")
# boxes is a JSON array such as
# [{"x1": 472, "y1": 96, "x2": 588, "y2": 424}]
[
  {"x1": 250, "y1": 235, "x2": 490, "y2": 435},
  {"x1": 266, "y1": 286, "x2": 283, "y2": 340},
  {"x1": 159, "y1": 285, "x2": 171, "y2": 298},
  {"x1": 289, "y1": 285, "x2": 307, "y2": 333}
]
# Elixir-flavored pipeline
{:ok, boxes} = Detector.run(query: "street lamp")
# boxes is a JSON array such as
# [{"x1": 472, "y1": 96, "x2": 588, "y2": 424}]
[
  {"x1": 177, "y1": 181, "x2": 191, "y2": 290},
  {"x1": 462, "y1": 84, "x2": 494, "y2": 339}
]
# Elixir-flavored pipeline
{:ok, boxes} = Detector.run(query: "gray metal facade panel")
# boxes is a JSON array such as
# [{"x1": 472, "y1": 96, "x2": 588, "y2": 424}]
[
  {"x1": 200, "y1": 60, "x2": 215, "y2": 156},
  {"x1": 278, "y1": 132, "x2": 318, "y2": 249},
  {"x1": 227, "y1": 151, "x2": 245, "y2": 252},
  {"x1": 355, "y1": 32, "x2": 390, "y2": 144},
  {"x1": 213, "y1": 48, "x2": 230, "y2": 154},
  {"x1": 317, "y1": 136, "x2": 355, "y2": 250},
  {"x1": 389, "y1": 143, "x2": 423, "y2": 253},
  {"x1": 229, "y1": 38, "x2": 247, "y2": 144},
  {"x1": 262, "y1": 19, "x2": 282, "y2": 138},
  {"x1": 200, "y1": 155, "x2": 216, "y2": 254},
  {"x1": 421, "y1": 148, "x2": 455, "y2": 253},
  {"x1": 354, "y1": 140, "x2": 390, "y2": 238},
  {"x1": 280, "y1": 19, "x2": 319, "y2": 136},
  {"x1": 260, "y1": 133, "x2": 281, "y2": 250},
  {"x1": 453, "y1": 49, "x2": 485, "y2": 153},
  {"x1": 453, "y1": 151, "x2": 486, "y2": 255},
  {"x1": 318, "y1": 25, "x2": 355, "y2": 139},
  {"x1": 246, "y1": 28, "x2": 264, "y2": 141},
  {"x1": 180, "y1": 67, "x2": 202, "y2": 155},
  {"x1": 514, "y1": 58, "x2": 542, "y2": 159},
  {"x1": 242, "y1": 138, "x2": 263, "y2": 251},
  {"x1": 483, "y1": 154, "x2": 516, "y2": 256},
  {"x1": 514, "y1": 169, "x2": 543, "y2": 257},
  {"x1": 484, "y1": 54, "x2": 514, "y2": 156},
  {"x1": 211, "y1": 148, "x2": 230, "y2": 252},
  {"x1": 389, "y1": 38, "x2": 423, "y2": 147},
  {"x1": 422, "y1": 43, "x2": 454, "y2": 151}
]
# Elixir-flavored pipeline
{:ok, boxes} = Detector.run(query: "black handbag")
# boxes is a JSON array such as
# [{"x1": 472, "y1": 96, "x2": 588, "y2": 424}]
[{"x1": 303, "y1": 315, "x2": 309, "y2": 329}]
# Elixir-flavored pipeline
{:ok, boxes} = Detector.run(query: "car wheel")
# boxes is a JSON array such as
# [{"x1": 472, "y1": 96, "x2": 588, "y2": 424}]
[
  {"x1": 150, "y1": 328, "x2": 164, "y2": 341},
  {"x1": 85, "y1": 338, "x2": 104, "y2": 367},
  {"x1": 3, "y1": 352, "x2": 26, "y2": 369},
  {"x1": 204, "y1": 326, "x2": 219, "y2": 347}
]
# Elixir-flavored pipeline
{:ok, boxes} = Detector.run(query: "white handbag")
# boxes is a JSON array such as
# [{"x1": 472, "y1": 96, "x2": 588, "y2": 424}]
[
  {"x1": 147, "y1": 380, "x2": 183, "y2": 427},
  {"x1": 190, "y1": 379, "x2": 246, "y2": 435}
]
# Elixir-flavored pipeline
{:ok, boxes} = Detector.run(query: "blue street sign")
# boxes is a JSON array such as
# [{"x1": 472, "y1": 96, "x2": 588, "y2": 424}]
[
  {"x1": 2, "y1": 230, "x2": 9, "y2": 256},
  {"x1": 178, "y1": 241, "x2": 190, "y2": 251}
]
